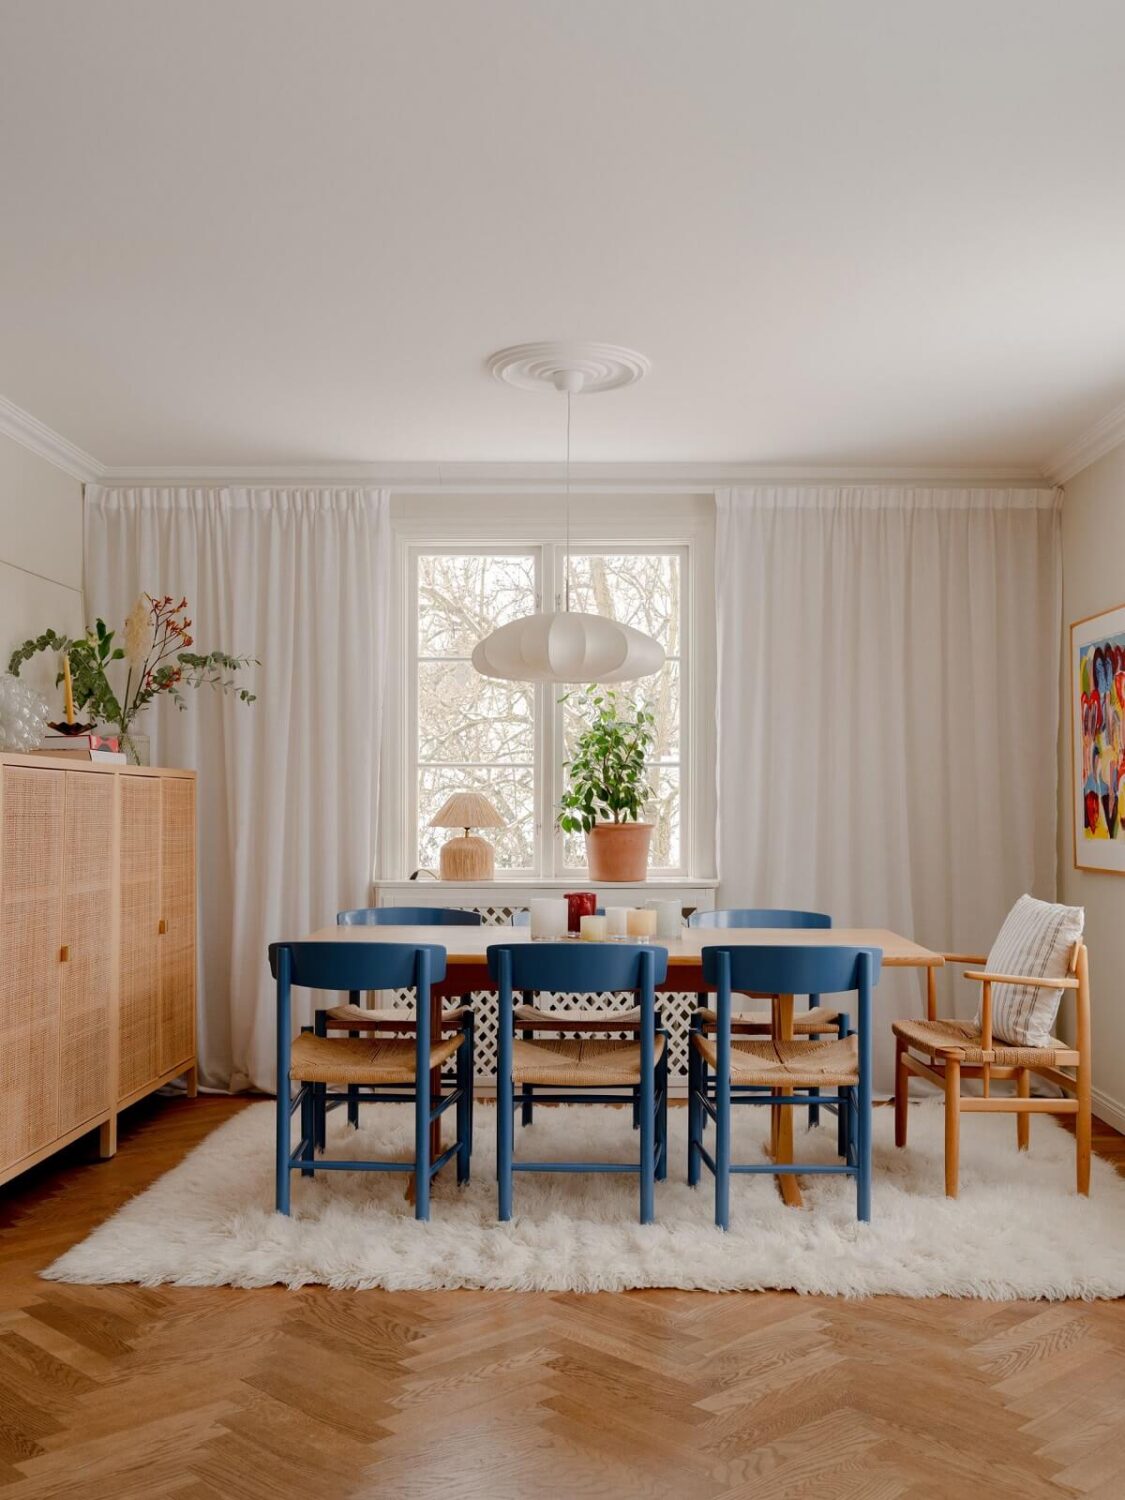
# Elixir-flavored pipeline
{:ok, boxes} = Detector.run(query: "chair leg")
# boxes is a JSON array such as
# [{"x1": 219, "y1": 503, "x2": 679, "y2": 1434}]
[
  {"x1": 521, "y1": 1018, "x2": 534, "y2": 1126},
  {"x1": 498, "y1": 1049, "x2": 514, "y2": 1224},
  {"x1": 414, "y1": 1072, "x2": 431, "y2": 1222},
  {"x1": 300, "y1": 1084, "x2": 315, "y2": 1179},
  {"x1": 276, "y1": 1078, "x2": 291, "y2": 1215},
  {"x1": 857, "y1": 1070, "x2": 872, "y2": 1225},
  {"x1": 639, "y1": 1038, "x2": 655, "y2": 1226},
  {"x1": 806, "y1": 991, "x2": 821, "y2": 1127},
  {"x1": 687, "y1": 1037, "x2": 702, "y2": 1187},
  {"x1": 313, "y1": 1011, "x2": 327, "y2": 1150},
  {"x1": 944, "y1": 1057, "x2": 961, "y2": 1199},
  {"x1": 347, "y1": 1028, "x2": 361, "y2": 1129},
  {"x1": 1017, "y1": 1068, "x2": 1030, "y2": 1151},
  {"x1": 456, "y1": 1034, "x2": 472, "y2": 1187},
  {"x1": 464, "y1": 1013, "x2": 475, "y2": 1160},
  {"x1": 1077, "y1": 1056, "x2": 1092, "y2": 1196},
  {"x1": 894, "y1": 1036, "x2": 909, "y2": 1148},
  {"x1": 714, "y1": 1048, "x2": 731, "y2": 1231},
  {"x1": 837, "y1": 1013, "x2": 852, "y2": 1159},
  {"x1": 656, "y1": 1035, "x2": 669, "y2": 1182}
]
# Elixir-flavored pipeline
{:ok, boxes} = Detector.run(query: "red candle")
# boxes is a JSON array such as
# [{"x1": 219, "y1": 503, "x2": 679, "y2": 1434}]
[{"x1": 564, "y1": 891, "x2": 597, "y2": 933}]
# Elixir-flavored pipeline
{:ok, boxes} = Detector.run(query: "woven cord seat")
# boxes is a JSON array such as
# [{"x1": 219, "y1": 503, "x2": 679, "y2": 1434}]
[
  {"x1": 697, "y1": 1005, "x2": 842, "y2": 1035},
  {"x1": 290, "y1": 1031, "x2": 464, "y2": 1086},
  {"x1": 512, "y1": 1034, "x2": 666, "y2": 1088},
  {"x1": 693, "y1": 1032, "x2": 859, "y2": 1088},
  {"x1": 324, "y1": 1002, "x2": 469, "y2": 1031},
  {"x1": 891, "y1": 1016, "x2": 1077, "y2": 1068}
]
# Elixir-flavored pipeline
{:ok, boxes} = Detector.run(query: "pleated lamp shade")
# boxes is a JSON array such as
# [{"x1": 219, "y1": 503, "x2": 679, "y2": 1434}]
[
  {"x1": 429, "y1": 792, "x2": 506, "y2": 881},
  {"x1": 471, "y1": 611, "x2": 665, "y2": 684}
]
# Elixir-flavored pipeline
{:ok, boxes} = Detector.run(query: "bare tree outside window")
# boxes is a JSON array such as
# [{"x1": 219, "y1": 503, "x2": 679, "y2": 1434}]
[{"x1": 416, "y1": 553, "x2": 537, "y2": 870}]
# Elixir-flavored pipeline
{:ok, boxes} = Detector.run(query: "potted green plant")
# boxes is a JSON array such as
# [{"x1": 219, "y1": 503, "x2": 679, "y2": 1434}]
[{"x1": 558, "y1": 687, "x2": 656, "y2": 882}]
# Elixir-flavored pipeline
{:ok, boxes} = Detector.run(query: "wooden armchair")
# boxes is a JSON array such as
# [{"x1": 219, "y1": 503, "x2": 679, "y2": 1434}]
[{"x1": 892, "y1": 942, "x2": 1091, "y2": 1197}]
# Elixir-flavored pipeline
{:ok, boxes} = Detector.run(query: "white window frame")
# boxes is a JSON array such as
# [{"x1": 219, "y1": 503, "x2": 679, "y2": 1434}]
[{"x1": 381, "y1": 494, "x2": 715, "y2": 884}]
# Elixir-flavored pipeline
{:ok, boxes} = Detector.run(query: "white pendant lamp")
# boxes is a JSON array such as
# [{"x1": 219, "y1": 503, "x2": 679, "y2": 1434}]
[{"x1": 472, "y1": 342, "x2": 665, "y2": 686}]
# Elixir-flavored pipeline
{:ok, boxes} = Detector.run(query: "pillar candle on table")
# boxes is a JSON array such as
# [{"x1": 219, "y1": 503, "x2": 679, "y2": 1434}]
[
  {"x1": 604, "y1": 905, "x2": 629, "y2": 937},
  {"x1": 626, "y1": 907, "x2": 657, "y2": 938},
  {"x1": 579, "y1": 914, "x2": 607, "y2": 941},
  {"x1": 646, "y1": 899, "x2": 682, "y2": 939}
]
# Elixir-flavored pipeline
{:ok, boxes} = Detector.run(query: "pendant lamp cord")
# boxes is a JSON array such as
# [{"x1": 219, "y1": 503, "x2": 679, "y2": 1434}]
[{"x1": 564, "y1": 390, "x2": 572, "y2": 612}]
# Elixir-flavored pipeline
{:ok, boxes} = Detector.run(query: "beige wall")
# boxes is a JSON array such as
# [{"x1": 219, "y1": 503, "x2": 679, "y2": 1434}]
[
  {"x1": 0, "y1": 430, "x2": 85, "y2": 706},
  {"x1": 1059, "y1": 442, "x2": 1125, "y2": 1130}
]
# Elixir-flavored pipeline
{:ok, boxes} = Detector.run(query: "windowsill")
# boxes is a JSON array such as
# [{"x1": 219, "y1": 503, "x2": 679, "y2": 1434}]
[{"x1": 376, "y1": 875, "x2": 719, "y2": 889}]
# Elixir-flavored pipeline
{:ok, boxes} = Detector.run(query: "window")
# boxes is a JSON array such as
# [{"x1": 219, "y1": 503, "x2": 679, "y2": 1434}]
[{"x1": 409, "y1": 541, "x2": 689, "y2": 878}]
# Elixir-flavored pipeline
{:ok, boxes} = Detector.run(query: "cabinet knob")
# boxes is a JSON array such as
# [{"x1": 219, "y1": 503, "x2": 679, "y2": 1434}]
[
  {"x1": 158, "y1": 918, "x2": 167, "y2": 935},
  {"x1": 59, "y1": 945, "x2": 69, "y2": 963}
]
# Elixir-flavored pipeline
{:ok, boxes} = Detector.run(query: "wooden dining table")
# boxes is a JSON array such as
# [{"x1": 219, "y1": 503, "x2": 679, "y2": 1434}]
[{"x1": 300, "y1": 922, "x2": 943, "y2": 1208}]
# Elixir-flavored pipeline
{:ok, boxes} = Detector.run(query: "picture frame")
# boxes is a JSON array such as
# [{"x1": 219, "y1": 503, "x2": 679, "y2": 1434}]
[{"x1": 1071, "y1": 601, "x2": 1125, "y2": 875}]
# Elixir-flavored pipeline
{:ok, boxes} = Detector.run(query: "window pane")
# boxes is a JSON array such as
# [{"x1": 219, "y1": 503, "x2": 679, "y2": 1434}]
[
  {"x1": 562, "y1": 764, "x2": 681, "y2": 870},
  {"x1": 418, "y1": 765, "x2": 535, "y2": 871},
  {"x1": 418, "y1": 662, "x2": 534, "y2": 764},
  {"x1": 565, "y1": 552, "x2": 680, "y2": 652},
  {"x1": 562, "y1": 662, "x2": 679, "y2": 764},
  {"x1": 418, "y1": 553, "x2": 536, "y2": 657}
]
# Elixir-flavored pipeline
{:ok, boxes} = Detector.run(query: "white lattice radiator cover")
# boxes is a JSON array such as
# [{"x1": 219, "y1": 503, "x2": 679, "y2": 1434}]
[{"x1": 384, "y1": 903, "x2": 704, "y2": 1082}]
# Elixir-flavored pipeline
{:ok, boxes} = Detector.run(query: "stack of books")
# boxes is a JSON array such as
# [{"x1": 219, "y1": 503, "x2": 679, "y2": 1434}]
[{"x1": 36, "y1": 733, "x2": 126, "y2": 763}]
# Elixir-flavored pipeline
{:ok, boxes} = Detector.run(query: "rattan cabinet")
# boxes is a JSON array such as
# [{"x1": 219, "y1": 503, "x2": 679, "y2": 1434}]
[{"x1": 0, "y1": 755, "x2": 197, "y2": 1187}]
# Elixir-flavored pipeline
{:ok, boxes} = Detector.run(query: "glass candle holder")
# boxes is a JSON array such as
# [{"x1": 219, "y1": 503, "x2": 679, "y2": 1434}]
[
  {"x1": 529, "y1": 898, "x2": 568, "y2": 939},
  {"x1": 646, "y1": 899, "x2": 683, "y2": 939},
  {"x1": 579, "y1": 913, "x2": 608, "y2": 942},
  {"x1": 565, "y1": 891, "x2": 597, "y2": 932}
]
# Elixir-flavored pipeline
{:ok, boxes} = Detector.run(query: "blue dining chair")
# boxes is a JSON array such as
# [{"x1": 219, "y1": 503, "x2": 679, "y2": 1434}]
[
  {"x1": 688, "y1": 908, "x2": 837, "y2": 1126},
  {"x1": 270, "y1": 940, "x2": 472, "y2": 1221},
  {"x1": 508, "y1": 908, "x2": 652, "y2": 1132},
  {"x1": 488, "y1": 942, "x2": 669, "y2": 1224},
  {"x1": 689, "y1": 944, "x2": 881, "y2": 1227},
  {"x1": 320, "y1": 906, "x2": 482, "y2": 1133}
]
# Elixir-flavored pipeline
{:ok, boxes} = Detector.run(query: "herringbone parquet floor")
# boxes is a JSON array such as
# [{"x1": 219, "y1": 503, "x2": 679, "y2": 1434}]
[{"x1": 1, "y1": 1097, "x2": 1123, "y2": 1499}]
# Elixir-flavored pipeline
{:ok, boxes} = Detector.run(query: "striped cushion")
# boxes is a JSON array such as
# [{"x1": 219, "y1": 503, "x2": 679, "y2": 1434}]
[{"x1": 980, "y1": 895, "x2": 1084, "y2": 1047}]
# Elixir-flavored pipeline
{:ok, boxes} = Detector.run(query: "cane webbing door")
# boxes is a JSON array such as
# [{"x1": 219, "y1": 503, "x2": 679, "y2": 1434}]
[
  {"x1": 117, "y1": 775, "x2": 161, "y2": 1101},
  {"x1": 158, "y1": 776, "x2": 196, "y2": 1075},
  {"x1": 57, "y1": 771, "x2": 116, "y2": 1134},
  {"x1": 0, "y1": 766, "x2": 64, "y2": 1170}
]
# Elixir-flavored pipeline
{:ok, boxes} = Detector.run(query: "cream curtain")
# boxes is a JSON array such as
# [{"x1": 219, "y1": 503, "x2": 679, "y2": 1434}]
[
  {"x1": 84, "y1": 486, "x2": 391, "y2": 1092},
  {"x1": 715, "y1": 486, "x2": 1062, "y2": 1088}
]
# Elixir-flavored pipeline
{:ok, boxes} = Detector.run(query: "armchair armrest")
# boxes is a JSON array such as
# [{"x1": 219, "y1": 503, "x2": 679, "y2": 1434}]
[
  {"x1": 942, "y1": 953, "x2": 988, "y2": 964},
  {"x1": 962, "y1": 969, "x2": 1080, "y2": 989}
]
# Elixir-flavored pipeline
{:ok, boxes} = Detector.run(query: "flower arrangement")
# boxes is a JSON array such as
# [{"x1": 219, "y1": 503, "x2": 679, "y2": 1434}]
[{"x1": 9, "y1": 594, "x2": 256, "y2": 760}]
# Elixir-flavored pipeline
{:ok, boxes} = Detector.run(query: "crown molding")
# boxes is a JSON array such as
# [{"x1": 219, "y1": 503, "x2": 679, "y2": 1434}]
[
  {"x1": 96, "y1": 459, "x2": 1049, "y2": 493},
  {"x1": 1045, "y1": 396, "x2": 1125, "y2": 484},
  {"x1": 0, "y1": 394, "x2": 105, "y2": 483}
]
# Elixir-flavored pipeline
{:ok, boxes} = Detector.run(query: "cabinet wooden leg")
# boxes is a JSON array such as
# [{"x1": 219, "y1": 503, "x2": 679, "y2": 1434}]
[
  {"x1": 185, "y1": 1065, "x2": 199, "y2": 1099},
  {"x1": 98, "y1": 1116, "x2": 118, "y2": 1159}
]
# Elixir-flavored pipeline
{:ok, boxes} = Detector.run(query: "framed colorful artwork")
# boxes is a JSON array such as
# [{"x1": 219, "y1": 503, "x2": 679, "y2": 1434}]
[{"x1": 1071, "y1": 601, "x2": 1125, "y2": 875}]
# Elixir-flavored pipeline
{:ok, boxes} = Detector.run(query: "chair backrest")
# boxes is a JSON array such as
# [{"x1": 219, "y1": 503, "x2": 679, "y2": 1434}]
[
  {"x1": 486, "y1": 941, "x2": 669, "y2": 993},
  {"x1": 701, "y1": 943, "x2": 880, "y2": 996},
  {"x1": 689, "y1": 907, "x2": 832, "y2": 929},
  {"x1": 270, "y1": 940, "x2": 448, "y2": 992},
  {"x1": 337, "y1": 905, "x2": 482, "y2": 927}
]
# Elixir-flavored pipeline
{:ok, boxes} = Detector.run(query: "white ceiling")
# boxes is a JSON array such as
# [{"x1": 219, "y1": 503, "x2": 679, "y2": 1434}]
[{"x1": 3, "y1": 0, "x2": 1125, "y2": 473}]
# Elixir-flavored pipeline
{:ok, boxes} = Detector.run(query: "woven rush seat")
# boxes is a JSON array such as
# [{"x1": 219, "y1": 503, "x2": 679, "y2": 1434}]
[
  {"x1": 290, "y1": 1031, "x2": 463, "y2": 1085},
  {"x1": 514, "y1": 1002, "x2": 643, "y2": 1032},
  {"x1": 697, "y1": 1005, "x2": 842, "y2": 1034},
  {"x1": 891, "y1": 1016, "x2": 1077, "y2": 1068},
  {"x1": 692, "y1": 1032, "x2": 859, "y2": 1088},
  {"x1": 324, "y1": 1003, "x2": 468, "y2": 1030},
  {"x1": 512, "y1": 1034, "x2": 666, "y2": 1087}
]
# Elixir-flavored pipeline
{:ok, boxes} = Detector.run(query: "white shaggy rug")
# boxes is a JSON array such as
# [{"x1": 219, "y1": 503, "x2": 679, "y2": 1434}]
[{"x1": 45, "y1": 1102, "x2": 1125, "y2": 1299}]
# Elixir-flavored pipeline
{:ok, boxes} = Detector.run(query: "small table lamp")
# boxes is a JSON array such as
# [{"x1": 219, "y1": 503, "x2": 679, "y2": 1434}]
[{"x1": 429, "y1": 791, "x2": 506, "y2": 881}]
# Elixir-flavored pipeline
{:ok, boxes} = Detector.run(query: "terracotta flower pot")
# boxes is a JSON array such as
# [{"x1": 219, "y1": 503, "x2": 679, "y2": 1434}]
[{"x1": 585, "y1": 822, "x2": 653, "y2": 882}]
